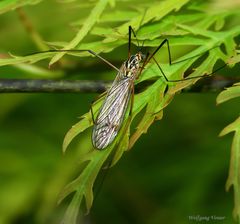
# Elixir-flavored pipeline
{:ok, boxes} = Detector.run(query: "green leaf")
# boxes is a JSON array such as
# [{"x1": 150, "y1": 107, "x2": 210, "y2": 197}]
[
  {"x1": 73, "y1": 10, "x2": 139, "y2": 26},
  {"x1": 0, "y1": 0, "x2": 42, "y2": 14},
  {"x1": 107, "y1": 117, "x2": 132, "y2": 167},
  {"x1": 104, "y1": 0, "x2": 191, "y2": 42},
  {"x1": 59, "y1": 148, "x2": 112, "y2": 224},
  {"x1": 195, "y1": 12, "x2": 232, "y2": 31},
  {"x1": 0, "y1": 52, "x2": 56, "y2": 67},
  {"x1": 228, "y1": 54, "x2": 240, "y2": 65},
  {"x1": 60, "y1": 113, "x2": 134, "y2": 223},
  {"x1": 217, "y1": 82, "x2": 240, "y2": 104},
  {"x1": 129, "y1": 79, "x2": 165, "y2": 149},
  {"x1": 219, "y1": 117, "x2": 240, "y2": 222},
  {"x1": 101, "y1": 9, "x2": 139, "y2": 22},
  {"x1": 12, "y1": 64, "x2": 63, "y2": 78},
  {"x1": 60, "y1": 16, "x2": 240, "y2": 222},
  {"x1": 2, "y1": 1, "x2": 240, "y2": 223},
  {"x1": 49, "y1": 0, "x2": 111, "y2": 66},
  {"x1": 62, "y1": 114, "x2": 93, "y2": 154},
  {"x1": 217, "y1": 76, "x2": 240, "y2": 222},
  {"x1": 63, "y1": 96, "x2": 104, "y2": 153},
  {"x1": 136, "y1": 13, "x2": 205, "y2": 39}
]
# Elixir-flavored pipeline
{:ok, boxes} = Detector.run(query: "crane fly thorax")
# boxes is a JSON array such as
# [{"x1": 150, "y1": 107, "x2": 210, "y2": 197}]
[{"x1": 120, "y1": 52, "x2": 144, "y2": 78}]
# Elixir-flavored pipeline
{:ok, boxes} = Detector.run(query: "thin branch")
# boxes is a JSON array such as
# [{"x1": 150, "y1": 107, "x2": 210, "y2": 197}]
[
  {"x1": 0, "y1": 76, "x2": 239, "y2": 94},
  {"x1": 181, "y1": 75, "x2": 240, "y2": 93},
  {"x1": 0, "y1": 79, "x2": 111, "y2": 93}
]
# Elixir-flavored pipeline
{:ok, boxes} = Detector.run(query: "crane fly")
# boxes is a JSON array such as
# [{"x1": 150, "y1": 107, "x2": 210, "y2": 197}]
[
  {"x1": 27, "y1": 26, "x2": 227, "y2": 150},
  {"x1": 90, "y1": 26, "x2": 223, "y2": 150},
  {"x1": 91, "y1": 51, "x2": 146, "y2": 149},
  {"x1": 91, "y1": 26, "x2": 155, "y2": 150}
]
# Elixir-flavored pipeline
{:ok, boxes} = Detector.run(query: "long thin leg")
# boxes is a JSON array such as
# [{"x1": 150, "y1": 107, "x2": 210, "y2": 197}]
[
  {"x1": 90, "y1": 103, "x2": 96, "y2": 124},
  {"x1": 145, "y1": 39, "x2": 171, "y2": 66},
  {"x1": 27, "y1": 49, "x2": 120, "y2": 72},
  {"x1": 146, "y1": 38, "x2": 219, "y2": 66},
  {"x1": 146, "y1": 39, "x2": 222, "y2": 82},
  {"x1": 152, "y1": 56, "x2": 170, "y2": 82},
  {"x1": 153, "y1": 56, "x2": 228, "y2": 82},
  {"x1": 129, "y1": 81, "x2": 135, "y2": 116},
  {"x1": 136, "y1": 52, "x2": 150, "y2": 79}
]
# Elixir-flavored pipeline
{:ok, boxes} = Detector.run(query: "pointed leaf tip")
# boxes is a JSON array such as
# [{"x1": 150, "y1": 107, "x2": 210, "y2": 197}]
[
  {"x1": 219, "y1": 117, "x2": 240, "y2": 137},
  {"x1": 62, "y1": 113, "x2": 93, "y2": 153},
  {"x1": 217, "y1": 83, "x2": 240, "y2": 105}
]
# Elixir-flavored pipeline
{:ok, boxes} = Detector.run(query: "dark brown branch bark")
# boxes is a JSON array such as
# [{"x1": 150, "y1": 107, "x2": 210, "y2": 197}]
[
  {"x1": 0, "y1": 79, "x2": 112, "y2": 93},
  {"x1": 0, "y1": 76, "x2": 239, "y2": 94},
  {"x1": 182, "y1": 75, "x2": 240, "y2": 93}
]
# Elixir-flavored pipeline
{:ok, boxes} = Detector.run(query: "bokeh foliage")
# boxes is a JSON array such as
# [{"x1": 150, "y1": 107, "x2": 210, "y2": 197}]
[{"x1": 0, "y1": 0, "x2": 240, "y2": 224}]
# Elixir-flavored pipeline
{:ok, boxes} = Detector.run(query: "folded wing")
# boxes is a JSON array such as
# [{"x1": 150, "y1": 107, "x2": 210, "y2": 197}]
[{"x1": 92, "y1": 76, "x2": 133, "y2": 149}]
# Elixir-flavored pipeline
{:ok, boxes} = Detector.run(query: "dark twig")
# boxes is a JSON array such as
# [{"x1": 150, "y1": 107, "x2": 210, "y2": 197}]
[
  {"x1": 181, "y1": 75, "x2": 240, "y2": 93},
  {"x1": 0, "y1": 79, "x2": 111, "y2": 93},
  {"x1": 0, "y1": 76, "x2": 239, "y2": 94}
]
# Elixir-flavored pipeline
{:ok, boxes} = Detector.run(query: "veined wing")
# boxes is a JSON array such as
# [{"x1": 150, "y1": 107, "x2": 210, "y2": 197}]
[{"x1": 92, "y1": 75, "x2": 133, "y2": 149}]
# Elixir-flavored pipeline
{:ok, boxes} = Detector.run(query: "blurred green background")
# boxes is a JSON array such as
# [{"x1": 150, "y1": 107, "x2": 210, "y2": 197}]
[{"x1": 0, "y1": 1, "x2": 239, "y2": 224}]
